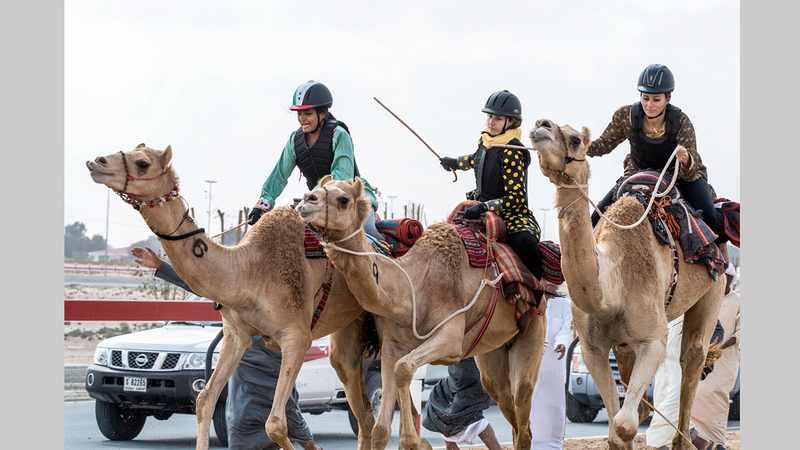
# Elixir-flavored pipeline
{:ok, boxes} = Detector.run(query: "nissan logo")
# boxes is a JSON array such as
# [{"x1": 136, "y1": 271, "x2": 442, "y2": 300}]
[{"x1": 135, "y1": 354, "x2": 149, "y2": 367}]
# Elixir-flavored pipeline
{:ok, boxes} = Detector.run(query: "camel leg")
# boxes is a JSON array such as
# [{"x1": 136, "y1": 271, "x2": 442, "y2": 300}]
[
  {"x1": 371, "y1": 337, "x2": 404, "y2": 450},
  {"x1": 392, "y1": 321, "x2": 464, "y2": 450},
  {"x1": 613, "y1": 344, "x2": 651, "y2": 425},
  {"x1": 505, "y1": 313, "x2": 546, "y2": 450},
  {"x1": 195, "y1": 326, "x2": 251, "y2": 450},
  {"x1": 266, "y1": 330, "x2": 313, "y2": 450},
  {"x1": 474, "y1": 348, "x2": 516, "y2": 429},
  {"x1": 672, "y1": 285, "x2": 723, "y2": 450},
  {"x1": 329, "y1": 318, "x2": 374, "y2": 450},
  {"x1": 613, "y1": 339, "x2": 666, "y2": 449},
  {"x1": 579, "y1": 339, "x2": 631, "y2": 450}
]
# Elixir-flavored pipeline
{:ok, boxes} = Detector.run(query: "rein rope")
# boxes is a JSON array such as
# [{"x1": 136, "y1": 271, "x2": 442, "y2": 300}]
[
  {"x1": 548, "y1": 146, "x2": 682, "y2": 229},
  {"x1": 324, "y1": 227, "x2": 503, "y2": 340}
]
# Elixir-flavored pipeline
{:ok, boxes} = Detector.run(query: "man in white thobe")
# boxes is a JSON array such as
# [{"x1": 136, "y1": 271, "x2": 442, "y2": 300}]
[
  {"x1": 691, "y1": 263, "x2": 740, "y2": 450},
  {"x1": 529, "y1": 281, "x2": 573, "y2": 450}
]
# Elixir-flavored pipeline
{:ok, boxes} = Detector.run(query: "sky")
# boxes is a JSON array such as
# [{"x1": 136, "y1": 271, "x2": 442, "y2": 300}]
[{"x1": 64, "y1": 0, "x2": 740, "y2": 249}]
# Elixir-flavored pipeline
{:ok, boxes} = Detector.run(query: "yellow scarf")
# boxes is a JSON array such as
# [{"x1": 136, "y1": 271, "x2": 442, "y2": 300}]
[{"x1": 480, "y1": 127, "x2": 522, "y2": 149}]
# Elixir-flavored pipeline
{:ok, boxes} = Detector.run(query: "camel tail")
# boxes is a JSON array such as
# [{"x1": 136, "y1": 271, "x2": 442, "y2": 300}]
[{"x1": 361, "y1": 313, "x2": 381, "y2": 359}]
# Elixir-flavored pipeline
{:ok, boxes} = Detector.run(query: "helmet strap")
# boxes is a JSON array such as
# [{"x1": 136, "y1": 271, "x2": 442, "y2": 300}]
[
  {"x1": 645, "y1": 109, "x2": 665, "y2": 120},
  {"x1": 311, "y1": 110, "x2": 325, "y2": 134}
]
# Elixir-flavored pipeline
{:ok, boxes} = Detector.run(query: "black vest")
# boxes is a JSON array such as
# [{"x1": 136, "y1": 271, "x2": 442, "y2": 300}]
[
  {"x1": 294, "y1": 120, "x2": 360, "y2": 190},
  {"x1": 473, "y1": 137, "x2": 528, "y2": 202},
  {"x1": 629, "y1": 102, "x2": 682, "y2": 172}
]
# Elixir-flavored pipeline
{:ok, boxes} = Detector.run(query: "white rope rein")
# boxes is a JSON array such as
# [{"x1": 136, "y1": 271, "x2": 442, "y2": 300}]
[
  {"x1": 561, "y1": 146, "x2": 682, "y2": 230},
  {"x1": 326, "y1": 229, "x2": 504, "y2": 340}
]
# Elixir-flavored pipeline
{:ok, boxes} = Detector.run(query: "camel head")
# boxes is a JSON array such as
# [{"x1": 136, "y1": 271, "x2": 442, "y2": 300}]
[
  {"x1": 529, "y1": 119, "x2": 591, "y2": 186},
  {"x1": 296, "y1": 175, "x2": 372, "y2": 237},
  {"x1": 86, "y1": 143, "x2": 177, "y2": 204}
]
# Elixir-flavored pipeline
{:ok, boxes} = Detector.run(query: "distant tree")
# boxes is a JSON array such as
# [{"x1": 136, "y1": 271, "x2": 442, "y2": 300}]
[
  {"x1": 130, "y1": 235, "x2": 160, "y2": 252},
  {"x1": 64, "y1": 222, "x2": 106, "y2": 259}
]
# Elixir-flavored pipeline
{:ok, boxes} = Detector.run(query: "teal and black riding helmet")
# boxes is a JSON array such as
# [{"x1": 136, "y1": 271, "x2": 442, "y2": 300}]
[
  {"x1": 637, "y1": 64, "x2": 675, "y2": 94},
  {"x1": 290, "y1": 80, "x2": 333, "y2": 111},
  {"x1": 481, "y1": 90, "x2": 522, "y2": 118}
]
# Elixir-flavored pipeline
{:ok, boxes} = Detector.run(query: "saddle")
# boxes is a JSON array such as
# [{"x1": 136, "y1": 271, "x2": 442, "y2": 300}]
[
  {"x1": 446, "y1": 201, "x2": 566, "y2": 334},
  {"x1": 612, "y1": 171, "x2": 727, "y2": 279}
]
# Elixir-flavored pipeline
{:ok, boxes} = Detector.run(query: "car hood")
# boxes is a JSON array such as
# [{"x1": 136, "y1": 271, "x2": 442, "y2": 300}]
[{"x1": 96, "y1": 324, "x2": 223, "y2": 353}]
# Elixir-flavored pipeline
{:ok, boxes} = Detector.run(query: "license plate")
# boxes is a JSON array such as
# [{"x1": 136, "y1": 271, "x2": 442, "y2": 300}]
[
  {"x1": 617, "y1": 385, "x2": 626, "y2": 397},
  {"x1": 124, "y1": 377, "x2": 147, "y2": 392}
]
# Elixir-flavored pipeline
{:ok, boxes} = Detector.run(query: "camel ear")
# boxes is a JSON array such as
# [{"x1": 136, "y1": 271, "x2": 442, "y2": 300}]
[
  {"x1": 351, "y1": 177, "x2": 364, "y2": 198},
  {"x1": 581, "y1": 127, "x2": 591, "y2": 146},
  {"x1": 161, "y1": 145, "x2": 173, "y2": 165},
  {"x1": 318, "y1": 174, "x2": 333, "y2": 186},
  {"x1": 136, "y1": 143, "x2": 147, "y2": 149}
]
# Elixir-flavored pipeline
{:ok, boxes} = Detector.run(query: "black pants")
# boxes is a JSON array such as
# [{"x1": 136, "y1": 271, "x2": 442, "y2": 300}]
[
  {"x1": 591, "y1": 176, "x2": 723, "y2": 235},
  {"x1": 507, "y1": 231, "x2": 543, "y2": 280}
]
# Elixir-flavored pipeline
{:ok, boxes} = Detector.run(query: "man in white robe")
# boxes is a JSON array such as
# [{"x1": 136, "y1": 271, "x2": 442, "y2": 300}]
[
  {"x1": 691, "y1": 263, "x2": 740, "y2": 450},
  {"x1": 529, "y1": 281, "x2": 573, "y2": 450}
]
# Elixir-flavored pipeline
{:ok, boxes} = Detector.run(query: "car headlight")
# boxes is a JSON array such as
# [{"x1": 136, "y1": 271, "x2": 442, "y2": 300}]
[
  {"x1": 184, "y1": 352, "x2": 219, "y2": 370},
  {"x1": 93, "y1": 347, "x2": 109, "y2": 366},
  {"x1": 571, "y1": 347, "x2": 589, "y2": 373}
]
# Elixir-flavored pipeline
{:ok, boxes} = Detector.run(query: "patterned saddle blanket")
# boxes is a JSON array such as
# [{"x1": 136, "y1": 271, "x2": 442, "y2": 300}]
[
  {"x1": 446, "y1": 201, "x2": 565, "y2": 334},
  {"x1": 612, "y1": 171, "x2": 727, "y2": 279}
]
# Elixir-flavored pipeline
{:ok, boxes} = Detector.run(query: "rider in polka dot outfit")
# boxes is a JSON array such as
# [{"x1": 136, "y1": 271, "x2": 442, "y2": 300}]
[{"x1": 439, "y1": 90, "x2": 543, "y2": 280}]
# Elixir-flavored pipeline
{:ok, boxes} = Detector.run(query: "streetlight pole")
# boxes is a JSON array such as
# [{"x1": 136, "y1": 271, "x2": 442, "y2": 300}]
[
  {"x1": 104, "y1": 189, "x2": 109, "y2": 278},
  {"x1": 387, "y1": 195, "x2": 397, "y2": 219},
  {"x1": 205, "y1": 180, "x2": 217, "y2": 233},
  {"x1": 539, "y1": 208, "x2": 550, "y2": 241}
]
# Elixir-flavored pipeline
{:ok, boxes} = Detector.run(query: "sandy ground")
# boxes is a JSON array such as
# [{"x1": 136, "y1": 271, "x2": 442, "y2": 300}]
[{"x1": 64, "y1": 285, "x2": 740, "y2": 449}]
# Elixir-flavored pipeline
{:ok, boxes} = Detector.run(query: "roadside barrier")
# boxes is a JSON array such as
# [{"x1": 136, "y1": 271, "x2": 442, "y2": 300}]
[{"x1": 64, "y1": 299, "x2": 222, "y2": 321}]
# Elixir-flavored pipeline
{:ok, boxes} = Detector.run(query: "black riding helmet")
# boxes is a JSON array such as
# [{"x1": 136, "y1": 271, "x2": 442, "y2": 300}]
[
  {"x1": 481, "y1": 90, "x2": 522, "y2": 117},
  {"x1": 637, "y1": 64, "x2": 675, "y2": 94},
  {"x1": 290, "y1": 80, "x2": 333, "y2": 110}
]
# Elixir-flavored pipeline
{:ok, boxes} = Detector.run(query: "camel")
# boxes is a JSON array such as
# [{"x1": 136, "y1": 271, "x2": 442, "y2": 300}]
[
  {"x1": 85, "y1": 144, "x2": 379, "y2": 450},
  {"x1": 297, "y1": 175, "x2": 547, "y2": 450},
  {"x1": 528, "y1": 119, "x2": 725, "y2": 450}
]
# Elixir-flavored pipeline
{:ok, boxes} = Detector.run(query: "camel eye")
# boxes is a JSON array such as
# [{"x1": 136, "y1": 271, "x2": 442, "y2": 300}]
[
  {"x1": 339, "y1": 197, "x2": 349, "y2": 207},
  {"x1": 571, "y1": 137, "x2": 581, "y2": 146},
  {"x1": 136, "y1": 160, "x2": 150, "y2": 170}
]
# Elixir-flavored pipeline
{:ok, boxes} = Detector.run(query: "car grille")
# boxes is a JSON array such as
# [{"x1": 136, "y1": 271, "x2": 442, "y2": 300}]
[{"x1": 108, "y1": 350, "x2": 186, "y2": 371}]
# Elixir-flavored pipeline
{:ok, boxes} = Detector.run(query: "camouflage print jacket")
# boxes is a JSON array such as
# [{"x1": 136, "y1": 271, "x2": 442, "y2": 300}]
[{"x1": 586, "y1": 104, "x2": 708, "y2": 182}]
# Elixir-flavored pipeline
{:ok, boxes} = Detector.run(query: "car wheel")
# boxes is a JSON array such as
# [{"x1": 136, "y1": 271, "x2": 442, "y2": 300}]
[
  {"x1": 565, "y1": 393, "x2": 600, "y2": 423},
  {"x1": 347, "y1": 406, "x2": 360, "y2": 436},
  {"x1": 95, "y1": 400, "x2": 146, "y2": 441},
  {"x1": 728, "y1": 391, "x2": 740, "y2": 421},
  {"x1": 366, "y1": 371, "x2": 398, "y2": 422},
  {"x1": 213, "y1": 401, "x2": 228, "y2": 447}
]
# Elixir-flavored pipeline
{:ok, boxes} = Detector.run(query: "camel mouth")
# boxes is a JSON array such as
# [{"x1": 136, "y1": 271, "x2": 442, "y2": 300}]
[
  {"x1": 296, "y1": 205, "x2": 318, "y2": 222},
  {"x1": 529, "y1": 127, "x2": 555, "y2": 148},
  {"x1": 86, "y1": 161, "x2": 114, "y2": 181}
]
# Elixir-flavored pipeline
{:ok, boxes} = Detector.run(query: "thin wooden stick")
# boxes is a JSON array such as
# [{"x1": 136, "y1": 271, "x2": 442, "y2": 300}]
[
  {"x1": 210, "y1": 220, "x2": 250, "y2": 240},
  {"x1": 373, "y1": 97, "x2": 457, "y2": 182},
  {"x1": 619, "y1": 380, "x2": 695, "y2": 448},
  {"x1": 486, "y1": 143, "x2": 537, "y2": 151}
]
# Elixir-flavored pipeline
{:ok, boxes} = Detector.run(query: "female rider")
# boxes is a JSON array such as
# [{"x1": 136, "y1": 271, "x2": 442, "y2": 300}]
[
  {"x1": 439, "y1": 90, "x2": 543, "y2": 280},
  {"x1": 587, "y1": 64, "x2": 727, "y2": 242},
  {"x1": 248, "y1": 80, "x2": 382, "y2": 240}
]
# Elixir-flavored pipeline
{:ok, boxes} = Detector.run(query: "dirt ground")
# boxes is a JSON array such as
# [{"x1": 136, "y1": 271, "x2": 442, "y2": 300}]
[{"x1": 64, "y1": 285, "x2": 740, "y2": 449}]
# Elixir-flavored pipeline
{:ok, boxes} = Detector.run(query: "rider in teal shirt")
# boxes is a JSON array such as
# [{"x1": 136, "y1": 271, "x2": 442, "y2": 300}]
[{"x1": 248, "y1": 80, "x2": 381, "y2": 240}]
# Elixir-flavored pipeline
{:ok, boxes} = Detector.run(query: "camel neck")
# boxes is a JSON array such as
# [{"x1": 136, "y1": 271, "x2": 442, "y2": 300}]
[
  {"x1": 555, "y1": 186, "x2": 609, "y2": 317},
  {"x1": 324, "y1": 233, "x2": 413, "y2": 324}
]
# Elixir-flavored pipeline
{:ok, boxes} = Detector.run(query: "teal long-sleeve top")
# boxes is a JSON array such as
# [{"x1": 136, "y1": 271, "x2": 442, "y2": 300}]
[{"x1": 256, "y1": 125, "x2": 379, "y2": 211}]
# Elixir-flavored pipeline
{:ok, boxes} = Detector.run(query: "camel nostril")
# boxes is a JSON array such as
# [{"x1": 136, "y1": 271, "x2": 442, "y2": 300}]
[
  {"x1": 541, "y1": 120, "x2": 552, "y2": 129},
  {"x1": 96, "y1": 156, "x2": 107, "y2": 165},
  {"x1": 307, "y1": 194, "x2": 317, "y2": 202}
]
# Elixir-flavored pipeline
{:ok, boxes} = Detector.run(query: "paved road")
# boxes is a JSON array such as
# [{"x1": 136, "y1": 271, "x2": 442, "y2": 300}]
[{"x1": 63, "y1": 394, "x2": 741, "y2": 449}]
